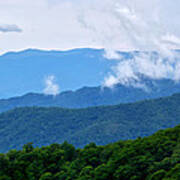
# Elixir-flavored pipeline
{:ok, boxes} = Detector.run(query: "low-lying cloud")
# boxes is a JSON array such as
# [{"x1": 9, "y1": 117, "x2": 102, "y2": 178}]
[
  {"x1": 0, "y1": 24, "x2": 22, "y2": 33},
  {"x1": 103, "y1": 51, "x2": 180, "y2": 88},
  {"x1": 43, "y1": 75, "x2": 60, "y2": 96},
  {"x1": 75, "y1": 0, "x2": 180, "y2": 88}
]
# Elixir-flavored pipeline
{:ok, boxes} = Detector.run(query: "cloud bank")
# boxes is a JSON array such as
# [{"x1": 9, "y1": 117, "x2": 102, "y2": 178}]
[
  {"x1": 43, "y1": 75, "x2": 60, "y2": 96},
  {"x1": 1, "y1": 0, "x2": 180, "y2": 53}
]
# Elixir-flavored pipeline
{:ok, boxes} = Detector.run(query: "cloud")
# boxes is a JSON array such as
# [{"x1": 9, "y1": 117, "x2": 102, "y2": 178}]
[
  {"x1": 0, "y1": 24, "x2": 22, "y2": 33},
  {"x1": 74, "y1": 0, "x2": 180, "y2": 88},
  {"x1": 0, "y1": 1, "x2": 180, "y2": 52},
  {"x1": 0, "y1": 0, "x2": 99, "y2": 54},
  {"x1": 76, "y1": 0, "x2": 180, "y2": 52},
  {"x1": 43, "y1": 75, "x2": 60, "y2": 96},
  {"x1": 103, "y1": 52, "x2": 179, "y2": 88}
]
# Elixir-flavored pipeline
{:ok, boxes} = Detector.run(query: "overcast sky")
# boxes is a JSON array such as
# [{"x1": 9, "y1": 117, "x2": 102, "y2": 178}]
[{"x1": 1, "y1": 0, "x2": 180, "y2": 55}]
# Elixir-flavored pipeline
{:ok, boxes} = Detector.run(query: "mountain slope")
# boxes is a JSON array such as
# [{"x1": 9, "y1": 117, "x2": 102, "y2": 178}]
[
  {"x1": 1, "y1": 121, "x2": 180, "y2": 179},
  {"x1": 1, "y1": 93, "x2": 180, "y2": 152},
  {"x1": 0, "y1": 78, "x2": 180, "y2": 112}
]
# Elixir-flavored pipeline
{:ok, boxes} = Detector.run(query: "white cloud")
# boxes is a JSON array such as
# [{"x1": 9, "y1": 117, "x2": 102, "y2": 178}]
[
  {"x1": 43, "y1": 75, "x2": 60, "y2": 96},
  {"x1": 1, "y1": 0, "x2": 180, "y2": 54},
  {"x1": 0, "y1": 0, "x2": 100, "y2": 54},
  {"x1": 79, "y1": 0, "x2": 180, "y2": 88},
  {"x1": 77, "y1": 0, "x2": 180, "y2": 52},
  {"x1": 103, "y1": 52, "x2": 178, "y2": 88},
  {"x1": 71, "y1": 0, "x2": 180, "y2": 89}
]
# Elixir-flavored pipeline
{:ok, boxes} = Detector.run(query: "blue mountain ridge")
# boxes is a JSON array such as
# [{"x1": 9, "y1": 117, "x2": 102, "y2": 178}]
[
  {"x1": 0, "y1": 48, "x2": 180, "y2": 102},
  {"x1": 0, "y1": 77, "x2": 180, "y2": 113},
  {"x1": 0, "y1": 48, "x2": 148, "y2": 99},
  {"x1": 0, "y1": 48, "x2": 117, "y2": 98}
]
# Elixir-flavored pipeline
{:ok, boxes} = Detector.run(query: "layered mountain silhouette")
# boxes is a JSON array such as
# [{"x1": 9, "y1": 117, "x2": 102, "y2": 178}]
[
  {"x1": 0, "y1": 77, "x2": 180, "y2": 113},
  {"x1": 1, "y1": 48, "x2": 179, "y2": 99},
  {"x1": 1, "y1": 92, "x2": 180, "y2": 152}
]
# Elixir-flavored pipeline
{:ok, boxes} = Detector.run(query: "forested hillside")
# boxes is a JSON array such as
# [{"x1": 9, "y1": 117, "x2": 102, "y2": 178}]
[
  {"x1": 1, "y1": 93, "x2": 180, "y2": 152},
  {"x1": 1, "y1": 78, "x2": 180, "y2": 113},
  {"x1": 1, "y1": 124, "x2": 180, "y2": 179}
]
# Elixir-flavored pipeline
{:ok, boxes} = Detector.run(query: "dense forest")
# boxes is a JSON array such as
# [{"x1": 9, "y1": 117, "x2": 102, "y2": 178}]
[
  {"x1": 0, "y1": 78, "x2": 180, "y2": 113},
  {"x1": 1, "y1": 124, "x2": 180, "y2": 179},
  {"x1": 1, "y1": 93, "x2": 180, "y2": 152}
]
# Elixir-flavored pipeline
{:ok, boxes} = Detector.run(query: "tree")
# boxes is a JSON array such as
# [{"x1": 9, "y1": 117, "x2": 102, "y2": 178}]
[{"x1": 39, "y1": 172, "x2": 53, "y2": 180}]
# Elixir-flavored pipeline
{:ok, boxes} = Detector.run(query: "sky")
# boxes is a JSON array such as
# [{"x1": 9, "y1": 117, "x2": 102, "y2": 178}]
[
  {"x1": 1, "y1": 0, "x2": 180, "y2": 54},
  {"x1": 0, "y1": 0, "x2": 100, "y2": 54},
  {"x1": 1, "y1": 0, "x2": 180, "y2": 93}
]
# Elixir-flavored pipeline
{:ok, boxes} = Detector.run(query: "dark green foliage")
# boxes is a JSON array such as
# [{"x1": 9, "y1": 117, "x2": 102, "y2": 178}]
[
  {"x1": 150, "y1": 169, "x2": 166, "y2": 180},
  {"x1": 1, "y1": 125, "x2": 180, "y2": 179},
  {"x1": 1, "y1": 93, "x2": 180, "y2": 152}
]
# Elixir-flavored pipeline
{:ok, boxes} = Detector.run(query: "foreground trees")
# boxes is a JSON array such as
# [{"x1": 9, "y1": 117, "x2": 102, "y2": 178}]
[{"x1": 1, "y1": 125, "x2": 180, "y2": 179}]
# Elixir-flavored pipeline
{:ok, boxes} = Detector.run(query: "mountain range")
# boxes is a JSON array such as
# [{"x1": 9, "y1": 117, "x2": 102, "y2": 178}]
[
  {"x1": 1, "y1": 48, "x2": 180, "y2": 99},
  {"x1": 1, "y1": 92, "x2": 180, "y2": 152},
  {"x1": 0, "y1": 48, "x2": 116, "y2": 98},
  {"x1": 0, "y1": 78, "x2": 180, "y2": 113}
]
